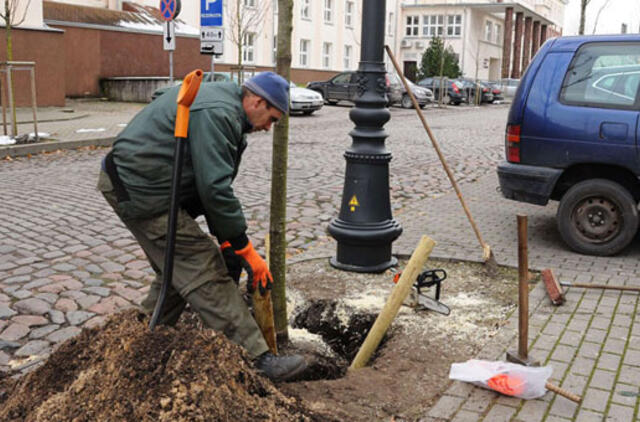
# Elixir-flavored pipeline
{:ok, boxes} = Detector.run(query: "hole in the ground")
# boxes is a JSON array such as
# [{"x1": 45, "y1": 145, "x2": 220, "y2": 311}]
[{"x1": 290, "y1": 299, "x2": 388, "y2": 381}]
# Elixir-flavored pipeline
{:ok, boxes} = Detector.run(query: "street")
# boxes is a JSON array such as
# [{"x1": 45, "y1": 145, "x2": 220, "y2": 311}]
[{"x1": 1, "y1": 103, "x2": 639, "y2": 421}]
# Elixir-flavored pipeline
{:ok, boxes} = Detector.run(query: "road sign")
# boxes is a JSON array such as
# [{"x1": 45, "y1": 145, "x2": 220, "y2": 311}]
[
  {"x1": 164, "y1": 21, "x2": 175, "y2": 51},
  {"x1": 201, "y1": 0, "x2": 223, "y2": 27},
  {"x1": 160, "y1": 0, "x2": 181, "y2": 21}
]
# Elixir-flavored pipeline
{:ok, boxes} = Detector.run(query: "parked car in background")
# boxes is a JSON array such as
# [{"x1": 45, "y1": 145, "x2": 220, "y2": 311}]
[
  {"x1": 417, "y1": 77, "x2": 467, "y2": 105},
  {"x1": 499, "y1": 78, "x2": 520, "y2": 97},
  {"x1": 497, "y1": 34, "x2": 640, "y2": 256},
  {"x1": 457, "y1": 79, "x2": 494, "y2": 104},
  {"x1": 289, "y1": 81, "x2": 324, "y2": 115},
  {"x1": 485, "y1": 82, "x2": 505, "y2": 103},
  {"x1": 387, "y1": 74, "x2": 434, "y2": 108},
  {"x1": 306, "y1": 71, "x2": 402, "y2": 106}
]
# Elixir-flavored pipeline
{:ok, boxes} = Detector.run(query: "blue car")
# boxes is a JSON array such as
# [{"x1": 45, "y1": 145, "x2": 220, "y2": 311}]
[{"x1": 497, "y1": 35, "x2": 640, "y2": 256}]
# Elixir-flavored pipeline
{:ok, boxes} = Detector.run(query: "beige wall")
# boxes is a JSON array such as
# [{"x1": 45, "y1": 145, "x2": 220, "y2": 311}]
[{"x1": 0, "y1": 0, "x2": 44, "y2": 28}]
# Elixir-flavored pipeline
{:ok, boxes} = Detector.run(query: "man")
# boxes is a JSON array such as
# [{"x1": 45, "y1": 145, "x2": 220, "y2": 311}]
[{"x1": 97, "y1": 72, "x2": 306, "y2": 381}]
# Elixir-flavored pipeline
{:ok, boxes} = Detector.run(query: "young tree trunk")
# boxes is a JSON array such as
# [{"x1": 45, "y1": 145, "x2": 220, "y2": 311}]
[
  {"x1": 5, "y1": 20, "x2": 17, "y2": 136},
  {"x1": 578, "y1": 0, "x2": 589, "y2": 35},
  {"x1": 269, "y1": 0, "x2": 293, "y2": 345}
]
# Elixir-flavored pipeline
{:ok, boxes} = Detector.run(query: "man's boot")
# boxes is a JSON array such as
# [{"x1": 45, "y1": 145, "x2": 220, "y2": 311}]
[{"x1": 254, "y1": 352, "x2": 307, "y2": 382}]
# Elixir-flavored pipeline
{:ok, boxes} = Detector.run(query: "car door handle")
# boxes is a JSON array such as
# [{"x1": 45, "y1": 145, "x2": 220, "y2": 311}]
[{"x1": 600, "y1": 122, "x2": 628, "y2": 141}]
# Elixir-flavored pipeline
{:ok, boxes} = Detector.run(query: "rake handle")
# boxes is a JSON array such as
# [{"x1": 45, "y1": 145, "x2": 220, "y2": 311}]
[{"x1": 546, "y1": 382, "x2": 582, "y2": 403}]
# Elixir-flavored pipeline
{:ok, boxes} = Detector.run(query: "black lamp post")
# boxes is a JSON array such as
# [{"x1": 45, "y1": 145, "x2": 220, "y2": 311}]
[{"x1": 327, "y1": 0, "x2": 402, "y2": 272}]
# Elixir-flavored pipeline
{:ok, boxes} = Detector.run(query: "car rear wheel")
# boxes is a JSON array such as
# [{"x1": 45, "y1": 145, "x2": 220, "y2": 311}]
[
  {"x1": 557, "y1": 179, "x2": 638, "y2": 256},
  {"x1": 302, "y1": 110, "x2": 315, "y2": 115},
  {"x1": 401, "y1": 95, "x2": 413, "y2": 109}
]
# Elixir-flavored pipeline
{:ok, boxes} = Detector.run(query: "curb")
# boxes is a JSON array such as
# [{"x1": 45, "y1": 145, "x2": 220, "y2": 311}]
[{"x1": 1, "y1": 137, "x2": 115, "y2": 158}]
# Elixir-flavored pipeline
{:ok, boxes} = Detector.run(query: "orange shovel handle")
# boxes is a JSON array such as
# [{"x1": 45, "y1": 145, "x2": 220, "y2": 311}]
[{"x1": 175, "y1": 69, "x2": 204, "y2": 139}]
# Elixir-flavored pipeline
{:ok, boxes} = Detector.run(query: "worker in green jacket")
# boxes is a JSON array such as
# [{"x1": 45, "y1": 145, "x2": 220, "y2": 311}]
[{"x1": 97, "y1": 72, "x2": 306, "y2": 381}]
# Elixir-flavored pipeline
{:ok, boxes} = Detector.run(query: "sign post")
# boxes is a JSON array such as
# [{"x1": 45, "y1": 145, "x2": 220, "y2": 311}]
[
  {"x1": 160, "y1": 0, "x2": 181, "y2": 83},
  {"x1": 200, "y1": 0, "x2": 224, "y2": 78}
]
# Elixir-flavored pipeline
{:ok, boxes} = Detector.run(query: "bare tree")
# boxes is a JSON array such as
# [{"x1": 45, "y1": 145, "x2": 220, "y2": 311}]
[
  {"x1": 226, "y1": 0, "x2": 271, "y2": 83},
  {"x1": 269, "y1": 0, "x2": 292, "y2": 345},
  {"x1": 578, "y1": 0, "x2": 591, "y2": 35},
  {"x1": 0, "y1": 0, "x2": 31, "y2": 136},
  {"x1": 591, "y1": 0, "x2": 611, "y2": 34}
]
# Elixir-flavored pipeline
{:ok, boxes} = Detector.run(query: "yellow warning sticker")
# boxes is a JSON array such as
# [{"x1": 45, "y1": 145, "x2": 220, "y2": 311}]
[{"x1": 349, "y1": 195, "x2": 359, "y2": 212}]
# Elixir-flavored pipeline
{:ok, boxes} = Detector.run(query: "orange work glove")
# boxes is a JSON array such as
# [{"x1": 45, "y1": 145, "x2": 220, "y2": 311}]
[{"x1": 234, "y1": 241, "x2": 273, "y2": 295}]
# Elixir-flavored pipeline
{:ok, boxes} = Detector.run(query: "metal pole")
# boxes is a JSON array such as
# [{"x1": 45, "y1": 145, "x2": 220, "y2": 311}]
[
  {"x1": 327, "y1": 0, "x2": 402, "y2": 272},
  {"x1": 6, "y1": 65, "x2": 16, "y2": 137},
  {"x1": 30, "y1": 66, "x2": 38, "y2": 142},
  {"x1": 169, "y1": 51, "x2": 174, "y2": 83},
  {"x1": 211, "y1": 55, "x2": 215, "y2": 79}
]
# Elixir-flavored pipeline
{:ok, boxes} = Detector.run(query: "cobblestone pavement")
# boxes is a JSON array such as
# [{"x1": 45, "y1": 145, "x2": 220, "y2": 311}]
[{"x1": 1, "y1": 103, "x2": 638, "y2": 421}]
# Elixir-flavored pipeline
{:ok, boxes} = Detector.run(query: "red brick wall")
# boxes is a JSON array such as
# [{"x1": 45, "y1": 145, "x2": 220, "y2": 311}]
[{"x1": 0, "y1": 27, "x2": 66, "y2": 106}]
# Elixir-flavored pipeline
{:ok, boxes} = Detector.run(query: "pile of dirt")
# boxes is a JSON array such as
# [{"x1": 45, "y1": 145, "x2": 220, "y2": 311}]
[{"x1": 0, "y1": 310, "x2": 327, "y2": 422}]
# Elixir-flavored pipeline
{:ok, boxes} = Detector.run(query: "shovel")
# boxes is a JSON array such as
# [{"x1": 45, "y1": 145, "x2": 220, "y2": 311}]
[{"x1": 149, "y1": 69, "x2": 204, "y2": 331}]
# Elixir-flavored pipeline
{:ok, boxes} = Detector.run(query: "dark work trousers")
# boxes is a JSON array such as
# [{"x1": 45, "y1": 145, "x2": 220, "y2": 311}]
[{"x1": 97, "y1": 171, "x2": 268, "y2": 359}]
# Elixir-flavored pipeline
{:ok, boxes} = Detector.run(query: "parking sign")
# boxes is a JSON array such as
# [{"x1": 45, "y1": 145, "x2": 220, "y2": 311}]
[{"x1": 201, "y1": 0, "x2": 223, "y2": 27}]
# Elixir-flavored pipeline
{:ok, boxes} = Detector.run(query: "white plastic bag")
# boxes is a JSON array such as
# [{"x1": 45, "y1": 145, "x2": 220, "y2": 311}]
[{"x1": 449, "y1": 359, "x2": 553, "y2": 399}]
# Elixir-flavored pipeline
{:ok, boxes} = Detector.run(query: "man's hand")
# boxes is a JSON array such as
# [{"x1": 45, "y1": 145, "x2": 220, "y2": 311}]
[
  {"x1": 220, "y1": 241, "x2": 243, "y2": 284},
  {"x1": 234, "y1": 241, "x2": 273, "y2": 295}
]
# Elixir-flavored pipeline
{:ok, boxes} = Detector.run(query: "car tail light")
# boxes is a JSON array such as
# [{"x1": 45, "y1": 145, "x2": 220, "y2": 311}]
[
  {"x1": 506, "y1": 124, "x2": 521, "y2": 163},
  {"x1": 452, "y1": 82, "x2": 460, "y2": 93},
  {"x1": 492, "y1": 89, "x2": 500, "y2": 94},
  {"x1": 482, "y1": 87, "x2": 488, "y2": 92},
  {"x1": 385, "y1": 75, "x2": 390, "y2": 87}
]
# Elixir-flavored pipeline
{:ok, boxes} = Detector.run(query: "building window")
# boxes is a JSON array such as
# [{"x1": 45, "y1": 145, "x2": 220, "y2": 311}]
[
  {"x1": 495, "y1": 24, "x2": 501, "y2": 44},
  {"x1": 345, "y1": 1, "x2": 354, "y2": 27},
  {"x1": 422, "y1": 15, "x2": 443, "y2": 37},
  {"x1": 323, "y1": 42, "x2": 332, "y2": 68},
  {"x1": 301, "y1": 0, "x2": 310, "y2": 20},
  {"x1": 344, "y1": 44, "x2": 352, "y2": 69},
  {"x1": 324, "y1": 0, "x2": 333, "y2": 23},
  {"x1": 244, "y1": 0, "x2": 256, "y2": 7},
  {"x1": 300, "y1": 39, "x2": 310, "y2": 67},
  {"x1": 406, "y1": 15, "x2": 419, "y2": 36},
  {"x1": 242, "y1": 32, "x2": 255, "y2": 63},
  {"x1": 272, "y1": 35, "x2": 277, "y2": 64},
  {"x1": 485, "y1": 21, "x2": 493, "y2": 42},
  {"x1": 447, "y1": 15, "x2": 462, "y2": 36},
  {"x1": 387, "y1": 12, "x2": 394, "y2": 36}
]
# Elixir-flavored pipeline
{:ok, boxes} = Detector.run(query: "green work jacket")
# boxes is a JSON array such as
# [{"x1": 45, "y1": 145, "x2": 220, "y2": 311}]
[{"x1": 110, "y1": 82, "x2": 250, "y2": 244}]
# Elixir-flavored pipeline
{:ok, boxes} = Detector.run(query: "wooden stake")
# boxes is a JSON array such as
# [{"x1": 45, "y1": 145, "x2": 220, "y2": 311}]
[
  {"x1": 253, "y1": 235, "x2": 278, "y2": 354},
  {"x1": 350, "y1": 236, "x2": 436, "y2": 370},
  {"x1": 517, "y1": 214, "x2": 529, "y2": 359}
]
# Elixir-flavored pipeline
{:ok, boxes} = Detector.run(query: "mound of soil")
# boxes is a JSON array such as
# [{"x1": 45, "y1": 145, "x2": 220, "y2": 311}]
[{"x1": 0, "y1": 310, "x2": 327, "y2": 422}]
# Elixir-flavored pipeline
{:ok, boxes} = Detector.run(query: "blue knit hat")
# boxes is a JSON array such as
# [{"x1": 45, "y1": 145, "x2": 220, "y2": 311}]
[{"x1": 243, "y1": 72, "x2": 290, "y2": 114}]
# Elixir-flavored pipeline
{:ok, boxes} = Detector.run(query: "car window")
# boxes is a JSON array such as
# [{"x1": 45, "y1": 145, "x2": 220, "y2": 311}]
[
  {"x1": 332, "y1": 73, "x2": 351, "y2": 84},
  {"x1": 560, "y1": 42, "x2": 640, "y2": 108}
]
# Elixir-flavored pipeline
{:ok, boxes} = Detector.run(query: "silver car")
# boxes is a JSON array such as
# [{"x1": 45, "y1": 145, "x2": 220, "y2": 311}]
[{"x1": 289, "y1": 82, "x2": 324, "y2": 115}]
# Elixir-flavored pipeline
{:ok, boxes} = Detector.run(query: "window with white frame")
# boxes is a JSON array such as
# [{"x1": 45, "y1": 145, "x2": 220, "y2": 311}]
[
  {"x1": 344, "y1": 45, "x2": 352, "y2": 70},
  {"x1": 345, "y1": 1, "x2": 354, "y2": 27},
  {"x1": 485, "y1": 21, "x2": 493, "y2": 41},
  {"x1": 242, "y1": 32, "x2": 255, "y2": 63},
  {"x1": 300, "y1": 39, "x2": 310, "y2": 67},
  {"x1": 244, "y1": 0, "x2": 255, "y2": 7},
  {"x1": 495, "y1": 23, "x2": 501, "y2": 44},
  {"x1": 406, "y1": 15, "x2": 419, "y2": 36},
  {"x1": 324, "y1": 0, "x2": 333, "y2": 23},
  {"x1": 301, "y1": 0, "x2": 310, "y2": 20},
  {"x1": 323, "y1": 42, "x2": 332, "y2": 68},
  {"x1": 422, "y1": 15, "x2": 443, "y2": 37},
  {"x1": 387, "y1": 12, "x2": 394, "y2": 36},
  {"x1": 447, "y1": 14, "x2": 462, "y2": 36},
  {"x1": 272, "y1": 35, "x2": 277, "y2": 64}
]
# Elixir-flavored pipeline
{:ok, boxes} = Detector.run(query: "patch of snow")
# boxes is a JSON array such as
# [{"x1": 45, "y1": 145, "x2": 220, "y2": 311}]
[
  {"x1": 28, "y1": 132, "x2": 50, "y2": 139},
  {"x1": 0, "y1": 136, "x2": 15, "y2": 145},
  {"x1": 76, "y1": 128, "x2": 106, "y2": 133},
  {"x1": 116, "y1": 20, "x2": 199, "y2": 36},
  {"x1": 117, "y1": 123, "x2": 127, "y2": 128}
]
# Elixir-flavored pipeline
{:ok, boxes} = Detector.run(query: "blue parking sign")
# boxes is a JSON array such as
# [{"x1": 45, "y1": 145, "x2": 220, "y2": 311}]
[{"x1": 201, "y1": 0, "x2": 223, "y2": 27}]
